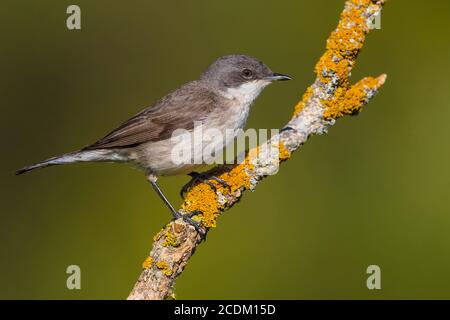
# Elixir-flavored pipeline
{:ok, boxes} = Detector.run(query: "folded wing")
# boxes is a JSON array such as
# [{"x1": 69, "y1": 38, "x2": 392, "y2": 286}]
[{"x1": 84, "y1": 82, "x2": 216, "y2": 150}]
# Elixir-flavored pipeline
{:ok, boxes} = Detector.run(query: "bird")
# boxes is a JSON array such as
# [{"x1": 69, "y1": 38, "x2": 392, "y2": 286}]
[{"x1": 16, "y1": 54, "x2": 291, "y2": 232}]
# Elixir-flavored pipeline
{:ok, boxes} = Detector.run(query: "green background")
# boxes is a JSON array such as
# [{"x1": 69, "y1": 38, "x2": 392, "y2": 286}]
[{"x1": 1, "y1": 0, "x2": 450, "y2": 299}]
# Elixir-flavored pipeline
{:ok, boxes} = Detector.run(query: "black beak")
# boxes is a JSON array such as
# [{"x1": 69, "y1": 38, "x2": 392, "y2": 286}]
[{"x1": 265, "y1": 73, "x2": 292, "y2": 81}]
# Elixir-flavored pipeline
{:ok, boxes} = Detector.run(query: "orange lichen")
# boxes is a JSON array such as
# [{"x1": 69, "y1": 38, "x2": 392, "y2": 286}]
[
  {"x1": 181, "y1": 182, "x2": 219, "y2": 228},
  {"x1": 162, "y1": 228, "x2": 179, "y2": 247},
  {"x1": 217, "y1": 155, "x2": 254, "y2": 193},
  {"x1": 293, "y1": 86, "x2": 313, "y2": 117},
  {"x1": 278, "y1": 142, "x2": 291, "y2": 162},
  {"x1": 315, "y1": 1, "x2": 369, "y2": 88},
  {"x1": 312, "y1": 0, "x2": 385, "y2": 120},
  {"x1": 323, "y1": 76, "x2": 385, "y2": 119},
  {"x1": 315, "y1": 51, "x2": 351, "y2": 87},
  {"x1": 142, "y1": 256, "x2": 153, "y2": 270},
  {"x1": 327, "y1": 9, "x2": 366, "y2": 58},
  {"x1": 181, "y1": 153, "x2": 255, "y2": 228},
  {"x1": 156, "y1": 260, "x2": 173, "y2": 276}
]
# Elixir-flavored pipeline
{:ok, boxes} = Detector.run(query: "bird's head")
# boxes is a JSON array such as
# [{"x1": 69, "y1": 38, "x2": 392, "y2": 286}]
[{"x1": 201, "y1": 54, "x2": 291, "y2": 101}]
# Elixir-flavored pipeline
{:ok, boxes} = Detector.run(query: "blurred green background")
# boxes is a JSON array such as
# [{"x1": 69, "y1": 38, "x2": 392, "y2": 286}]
[{"x1": 1, "y1": 0, "x2": 450, "y2": 299}]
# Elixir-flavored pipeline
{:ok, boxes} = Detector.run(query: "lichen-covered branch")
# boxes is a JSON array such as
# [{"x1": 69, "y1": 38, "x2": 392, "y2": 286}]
[{"x1": 128, "y1": 0, "x2": 387, "y2": 300}]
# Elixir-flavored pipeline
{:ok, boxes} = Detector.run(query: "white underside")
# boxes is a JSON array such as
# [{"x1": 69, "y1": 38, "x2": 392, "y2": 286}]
[{"x1": 127, "y1": 80, "x2": 271, "y2": 176}]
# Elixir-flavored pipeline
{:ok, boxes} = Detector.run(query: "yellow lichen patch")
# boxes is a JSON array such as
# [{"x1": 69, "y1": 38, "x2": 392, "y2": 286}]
[
  {"x1": 182, "y1": 182, "x2": 220, "y2": 228},
  {"x1": 310, "y1": 1, "x2": 386, "y2": 121},
  {"x1": 142, "y1": 256, "x2": 153, "y2": 270},
  {"x1": 328, "y1": 6, "x2": 367, "y2": 58},
  {"x1": 315, "y1": 51, "x2": 350, "y2": 87},
  {"x1": 156, "y1": 260, "x2": 173, "y2": 276},
  {"x1": 278, "y1": 142, "x2": 291, "y2": 163},
  {"x1": 314, "y1": 0, "x2": 372, "y2": 90},
  {"x1": 323, "y1": 76, "x2": 383, "y2": 120},
  {"x1": 293, "y1": 86, "x2": 313, "y2": 117},
  {"x1": 181, "y1": 152, "x2": 255, "y2": 228},
  {"x1": 163, "y1": 228, "x2": 179, "y2": 247},
  {"x1": 217, "y1": 156, "x2": 254, "y2": 193}
]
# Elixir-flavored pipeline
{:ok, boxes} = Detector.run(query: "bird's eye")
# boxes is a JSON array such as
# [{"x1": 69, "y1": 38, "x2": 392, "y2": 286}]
[{"x1": 241, "y1": 69, "x2": 253, "y2": 79}]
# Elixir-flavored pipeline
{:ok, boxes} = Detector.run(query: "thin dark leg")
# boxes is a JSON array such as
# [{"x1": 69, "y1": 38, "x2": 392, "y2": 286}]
[
  {"x1": 150, "y1": 180, "x2": 181, "y2": 219},
  {"x1": 150, "y1": 180, "x2": 206, "y2": 236}
]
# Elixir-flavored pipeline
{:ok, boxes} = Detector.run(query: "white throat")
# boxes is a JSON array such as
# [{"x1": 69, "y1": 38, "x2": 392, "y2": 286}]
[
  {"x1": 216, "y1": 80, "x2": 271, "y2": 133},
  {"x1": 222, "y1": 80, "x2": 270, "y2": 107}
]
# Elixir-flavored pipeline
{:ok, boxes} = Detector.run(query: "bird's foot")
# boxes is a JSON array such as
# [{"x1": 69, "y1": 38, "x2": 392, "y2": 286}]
[
  {"x1": 180, "y1": 171, "x2": 230, "y2": 199},
  {"x1": 172, "y1": 209, "x2": 207, "y2": 239}
]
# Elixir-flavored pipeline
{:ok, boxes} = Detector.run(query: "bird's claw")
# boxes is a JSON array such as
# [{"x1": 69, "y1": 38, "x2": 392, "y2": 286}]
[
  {"x1": 180, "y1": 171, "x2": 230, "y2": 199},
  {"x1": 172, "y1": 209, "x2": 207, "y2": 239}
]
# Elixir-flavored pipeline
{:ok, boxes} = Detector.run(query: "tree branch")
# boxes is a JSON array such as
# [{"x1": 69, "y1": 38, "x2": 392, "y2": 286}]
[{"x1": 128, "y1": 0, "x2": 387, "y2": 300}]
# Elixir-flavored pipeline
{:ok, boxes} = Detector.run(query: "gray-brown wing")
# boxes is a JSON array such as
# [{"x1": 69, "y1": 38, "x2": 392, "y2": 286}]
[{"x1": 84, "y1": 82, "x2": 217, "y2": 150}]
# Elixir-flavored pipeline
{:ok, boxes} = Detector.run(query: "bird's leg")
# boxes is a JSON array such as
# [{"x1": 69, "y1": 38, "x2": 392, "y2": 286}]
[
  {"x1": 180, "y1": 171, "x2": 230, "y2": 199},
  {"x1": 149, "y1": 178, "x2": 206, "y2": 236}
]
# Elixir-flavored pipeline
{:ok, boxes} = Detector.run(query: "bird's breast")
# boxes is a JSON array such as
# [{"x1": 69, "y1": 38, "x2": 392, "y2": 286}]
[{"x1": 127, "y1": 85, "x2": 264, "y2": 176}]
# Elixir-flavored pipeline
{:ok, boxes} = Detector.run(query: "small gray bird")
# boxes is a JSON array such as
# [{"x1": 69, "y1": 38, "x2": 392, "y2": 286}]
[{"x1": 16, "y1": 54, "x2": 291, "y2": 230}]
